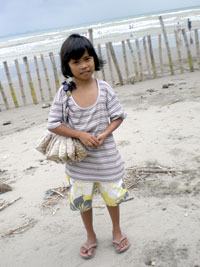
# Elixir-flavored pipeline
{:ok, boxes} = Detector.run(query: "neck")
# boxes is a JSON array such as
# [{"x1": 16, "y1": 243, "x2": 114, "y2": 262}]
[{"x1": 74, "y1": 77, "x2": 95, "y2": 88}]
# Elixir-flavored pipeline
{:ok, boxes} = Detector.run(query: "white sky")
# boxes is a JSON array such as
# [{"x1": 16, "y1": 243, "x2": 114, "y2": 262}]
[{"x1": 0, "y1": 0, "x2": 199, "y2": 37}]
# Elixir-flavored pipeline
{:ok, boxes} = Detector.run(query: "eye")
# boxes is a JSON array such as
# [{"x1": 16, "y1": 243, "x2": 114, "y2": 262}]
[{"x1": 85, "y1": 56, "x2": 91, "y2": 61}]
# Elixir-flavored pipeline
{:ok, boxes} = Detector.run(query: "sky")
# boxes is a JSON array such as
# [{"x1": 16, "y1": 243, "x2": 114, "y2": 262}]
[{"x1": 0, "y1": 0, "x2": 199, "y2": 37}]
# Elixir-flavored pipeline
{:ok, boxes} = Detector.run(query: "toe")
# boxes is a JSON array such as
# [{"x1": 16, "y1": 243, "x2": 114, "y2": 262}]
[{"x1": 88, "y1": 247, "x2": 95, "y2": 257}]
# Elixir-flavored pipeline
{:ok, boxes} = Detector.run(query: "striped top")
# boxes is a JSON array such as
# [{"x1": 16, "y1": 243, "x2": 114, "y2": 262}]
[{"x1": 47, "y1": 79, "x2": 126, "y2": 182}]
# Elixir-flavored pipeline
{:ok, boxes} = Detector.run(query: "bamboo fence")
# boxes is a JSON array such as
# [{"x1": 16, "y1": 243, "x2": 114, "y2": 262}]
[{"x1": 0, "y1": 20, "x2": 200, "y2": 111}]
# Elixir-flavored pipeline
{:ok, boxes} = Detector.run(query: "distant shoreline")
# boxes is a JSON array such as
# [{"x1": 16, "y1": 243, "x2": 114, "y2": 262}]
[{"x1": 0, "y1": 5, "x2": 199, "y2": 41}]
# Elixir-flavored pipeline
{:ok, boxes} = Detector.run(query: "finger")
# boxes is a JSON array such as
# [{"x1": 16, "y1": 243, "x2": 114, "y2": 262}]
[
  {"x1": 96, "y1": 136, "x2": 101, "y2": 142},
  {"x1": 87, "y1": 140, "x2": 97, "y2": 148},
  {"x1": 90, "y1": 142, "x2": 98, "y2": 148},
  {"x1": 90, "y1": 137, "x2": 99, "y2": 146}
]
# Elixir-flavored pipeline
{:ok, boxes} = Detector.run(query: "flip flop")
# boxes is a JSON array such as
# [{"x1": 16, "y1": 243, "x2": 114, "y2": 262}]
[
  {"x1": 113, "y1": 233, "x2": 130, "y2": 253},
  {"x1": 80, "y1": 242, "x2": 98, "y2": 259}
]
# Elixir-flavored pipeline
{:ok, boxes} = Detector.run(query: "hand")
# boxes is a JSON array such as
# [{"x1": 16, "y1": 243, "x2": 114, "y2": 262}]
[
  {"x1": 79, "y1": 132, "x2": 99, "y2": 148},
  {"x1": 97, "y1": 132, "x2": 107, "y2": 147}
]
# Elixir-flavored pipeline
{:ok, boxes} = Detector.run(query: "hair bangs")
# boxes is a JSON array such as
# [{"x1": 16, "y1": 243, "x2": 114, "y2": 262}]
[{"x1": 67, "y1": 38, "x2": 92, "y2": 61}]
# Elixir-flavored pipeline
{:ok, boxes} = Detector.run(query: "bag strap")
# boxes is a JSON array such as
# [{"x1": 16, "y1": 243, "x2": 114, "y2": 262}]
[{"x1": 61, "y1": 80, "x2": 76, "y2": 123}]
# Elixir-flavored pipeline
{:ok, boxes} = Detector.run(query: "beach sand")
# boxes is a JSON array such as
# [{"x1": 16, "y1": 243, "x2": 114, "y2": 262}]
[{"x1": 1, "y1": 71, "x2": 200, "y2": 266}]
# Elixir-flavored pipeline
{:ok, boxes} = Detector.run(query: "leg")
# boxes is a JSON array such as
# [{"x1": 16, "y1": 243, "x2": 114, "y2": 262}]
[
  {"x1": 107, "y1": 205, "x2": 121, "y2": 239},
  {"x1": 98, "y1": 179, "x2": 130, "y2": 252},
  {"x1": 69, "y1": 179, "x2": 97, "y2": 258},
  {"x1": 80, "y1": 208, "x2": 97, "y2": 258},
  {"x1": 107, "y1": 205, "x2": 130, "y2": 253}
]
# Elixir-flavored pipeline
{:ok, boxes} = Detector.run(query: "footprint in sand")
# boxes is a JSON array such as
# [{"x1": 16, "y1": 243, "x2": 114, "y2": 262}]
[
  {"x1": 24, "y1": 166, "x2": 38, "y2": 175},
  {"x1": 117, "y1": 140, "x2": 130, "y2": 147}
]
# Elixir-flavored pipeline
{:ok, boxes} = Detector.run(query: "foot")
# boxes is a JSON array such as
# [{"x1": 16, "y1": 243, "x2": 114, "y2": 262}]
[
  {"x1": 80, "y1": 236, "x2": 98, "y2": 259},
  {"x1": 113, "y1": 232, "x2": 130, "y2": 253}
]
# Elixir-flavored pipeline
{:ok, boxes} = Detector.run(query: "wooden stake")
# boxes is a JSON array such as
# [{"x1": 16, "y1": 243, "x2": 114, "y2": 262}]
[
  {"x1": 174, "y1": 30, "x2": 184, "y2": 74},
  {"x1": 14, "y1": 59, "x2": 27, "y2": 105},
  {"x1": 40, "y1": 54, "x2": 53, "y2": 101},
  {"x1": 194, "y1": 29, "x2": 200, "y2": 70},
  {"x1": 0, "y1": 80, "x2": 9, "y2": 109},
  {"x1": 135, "y1": 39, "x2": 143, "y2": 81},
  {"x1": 147, "y1": 35, "x2": 157, "y2": 78},
  {"x1": 23, "y1": 57, "x2": 38, "y2": 104},
  {"x1": 106, "y1": 43, "x2": 115, "y2": 87},
  {"x1": 158, "y1": 34, "x2": 164, "y2": 75},
  {"x1": 108, "y1": 42, "x2": 123, "y2": 86},
  {"x1": 182, "y1": 29, "x2": 194, "y2": 72},
  {"x1": 121, "y1": 40, "x2": 129, "y2": 83},
  {"x1": 88, "y1": 29, "x2": 93, "y2": 44},
  {"x1": 159, "y1": 16, "x2": 174, "y2": 75},
  {"x1": 126, "y1": 39, "x2": 140, "y2": 82},
  {"x1": 97, "y1": 44, "x2": 106, "y2": 81},
  {"x1": 34, "y1": 56, "x2": 44, "y2": 102},
  {"x1": 143, "y1": 37, "x2": 151, "y2": 77},
  {"x1": 3, "y1": 61, "x2": 19, "y2": 108},
  {"x1": 49, "y1": 52, "x2": 60, "y2": 91}
]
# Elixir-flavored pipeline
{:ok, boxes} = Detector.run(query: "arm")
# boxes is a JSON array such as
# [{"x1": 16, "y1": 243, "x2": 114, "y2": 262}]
[
  {"x1": 97, "y1": 118, "x2": 122, "y2": 146},
  {"x1": 49, "y1": 125, "x2": 99, "y2": 148},
  {"x1": 96, "y1": 83, "x2": 126, "y2": 146},
  {"x1": 47, "y1": 88, "x2": 99, "y2": 148}
]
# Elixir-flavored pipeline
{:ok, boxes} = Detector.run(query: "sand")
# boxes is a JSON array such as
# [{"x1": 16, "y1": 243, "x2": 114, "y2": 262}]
[{"x1": 0, "y1": 71, "x2": 200, "y2": 266}]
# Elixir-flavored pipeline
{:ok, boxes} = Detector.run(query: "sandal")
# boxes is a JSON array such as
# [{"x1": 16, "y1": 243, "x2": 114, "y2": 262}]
[
  {"x1": 113, "y1": 233, "x2": 130, "y2": 253},
  {"x1": 80, "y1": 242, "x2": 97, "y2": 259}
]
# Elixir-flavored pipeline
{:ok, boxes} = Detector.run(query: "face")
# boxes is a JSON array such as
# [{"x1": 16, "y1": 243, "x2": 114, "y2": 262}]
[{"x1": 68, "y1": 50, "x2": 95, "y2": 81}]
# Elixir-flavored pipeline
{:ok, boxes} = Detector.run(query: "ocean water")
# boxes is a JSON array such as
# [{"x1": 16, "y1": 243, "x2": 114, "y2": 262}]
[{"x1": 0, "y1": 5, "x2": 200, "y2": 82}]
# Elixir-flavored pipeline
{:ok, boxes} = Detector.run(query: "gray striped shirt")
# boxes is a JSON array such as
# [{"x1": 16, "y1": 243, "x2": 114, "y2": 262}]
[{"x1": 47, "y1": 79, "x2": 126, "y2": 182}]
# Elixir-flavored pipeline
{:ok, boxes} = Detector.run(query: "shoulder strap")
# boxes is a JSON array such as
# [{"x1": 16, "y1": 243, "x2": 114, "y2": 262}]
[{"x1": 61, "y1": 81, "x2": 75, "y2": 123}]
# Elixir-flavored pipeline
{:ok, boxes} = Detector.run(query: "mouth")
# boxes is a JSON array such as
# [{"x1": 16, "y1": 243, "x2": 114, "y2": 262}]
[{"x1": 80, "y1": 70, "x2": 90, "y2": 75}]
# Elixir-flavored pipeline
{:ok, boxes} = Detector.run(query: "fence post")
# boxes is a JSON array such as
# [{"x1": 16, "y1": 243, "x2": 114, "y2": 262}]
[
  {"x1": 121, "y1": 40, "x2": 129, "y2": 83},
  {"x1": 97, "y1": 44, "x2": 106, "y2": 81},
  {"x1": 158, "y1": 34, "x2": 164, "y2": 75},
  {"x1": 135, "y1": 39, "x2": 143, "y2": 81},
  {"x1": 49, "y1": 52, "x2": 60, "y2": 91},
  {"x1": 23, "y1": 56, "x2": 38, "y2": 104},
  {"x1": 174, "y1": 30, "x2": 184, "y2": 74},
  {"x1": 147, "y1": 35, "x2": 157, "y2": 78},
  {"x1": 126, "y1": 39, "x2": 140, "y2": 82},
  {"x1": 106, "y1": 43, "x2": 115, "y2": 87},
  {"x1": 0, "y1": 80, "x2": 9, "y2": 110},
  {"x1": 143, "y1": 37, "x2": 151, "y2": 78},
  {"x1": 14, "y1": 59, "x2": 27, "y2": 105},
  {"x1": 34, "y1": 56, "x2": 44, "y2": 102},
  {"x1": 108, "y1": 42, "x2": 123, "y2": 85},
  {"x1": 88, "y1": 29, "x2": 99, "y2": 78},
  {"x1": 159, "y1": 16, "x2": 174, "y2": 75},
  {"x1": 88, "y1": 29, "x2": 93, "y2": 44},
  {"x1": 194, "y1": 29, "x2": 200, "y2": 70},
  {"x1": 182, "y1": 29, "x2": 194, "y2": 72},
  {"x1": 3, "y1": 61, "x2": 19, "y2": 108},
  {"x1": 40, "y1": 54, "x2": 53, "y2": 101}
]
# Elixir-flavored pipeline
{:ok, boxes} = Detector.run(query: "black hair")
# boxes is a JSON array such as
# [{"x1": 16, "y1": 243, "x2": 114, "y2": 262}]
[{"x1": 60, "y1": 34, "x2": 104, "y2": 78}]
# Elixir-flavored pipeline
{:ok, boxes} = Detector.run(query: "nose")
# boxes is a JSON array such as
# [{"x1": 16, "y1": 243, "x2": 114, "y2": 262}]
[{"x1": 79, "y1": 61, "x2": 87, "y2": 69}]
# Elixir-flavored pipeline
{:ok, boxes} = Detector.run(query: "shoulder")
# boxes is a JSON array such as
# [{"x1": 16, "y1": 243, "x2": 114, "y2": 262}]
[
  {"x1": 97, "y1": 79, "x2": 115, "y2": 95},
  {"x1": 53, "y1": 85, "x2": 68, "y2": 103}
]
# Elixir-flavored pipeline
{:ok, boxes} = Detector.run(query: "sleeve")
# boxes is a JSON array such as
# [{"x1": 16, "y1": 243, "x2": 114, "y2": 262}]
[
  {"x1": 106, "y1": 83, "x2": 126, "y2": 122},
  {"x1": 47, "y1": 87, "x2": 65, "y2": 130}
]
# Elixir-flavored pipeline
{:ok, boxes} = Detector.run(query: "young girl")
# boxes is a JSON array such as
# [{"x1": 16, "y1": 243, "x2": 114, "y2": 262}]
[{"x1": 47, "y1": 34, "x2": 130, "y2": 259}]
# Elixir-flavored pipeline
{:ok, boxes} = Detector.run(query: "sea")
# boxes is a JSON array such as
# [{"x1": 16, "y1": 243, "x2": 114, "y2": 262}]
[{"x1": 0, "y1": 5, "x2": 200, "y2": 82}]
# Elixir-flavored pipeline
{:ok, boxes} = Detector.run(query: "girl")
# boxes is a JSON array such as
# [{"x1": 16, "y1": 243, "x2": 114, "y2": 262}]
[{"x1": 47, "y1": 34, "x2": 130, "y2": 259}]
